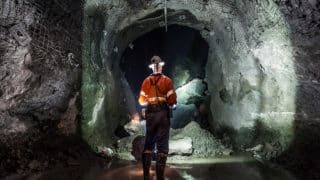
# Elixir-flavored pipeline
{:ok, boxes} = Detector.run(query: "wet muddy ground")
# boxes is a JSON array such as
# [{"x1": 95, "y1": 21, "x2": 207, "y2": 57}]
[{"x1": 20, "y1": 156, "x2": 297, "y2": 180}]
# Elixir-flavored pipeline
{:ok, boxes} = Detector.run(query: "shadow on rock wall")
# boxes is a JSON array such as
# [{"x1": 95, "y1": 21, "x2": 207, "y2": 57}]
[{"x1": 276, "y1": 1, "x2": 320, "y2": 179}]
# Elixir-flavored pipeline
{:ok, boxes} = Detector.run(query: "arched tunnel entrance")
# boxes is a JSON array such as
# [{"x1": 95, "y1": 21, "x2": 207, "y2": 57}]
[
  {"x1": 82, "y1": 2, "x2": 297, "y2": 177},
  {"x1": 120, "y1": 24, "x2": 210, "y2": 129},
  {"x1": 114, "y1": 24, "x2": 229, "y2": 161}
]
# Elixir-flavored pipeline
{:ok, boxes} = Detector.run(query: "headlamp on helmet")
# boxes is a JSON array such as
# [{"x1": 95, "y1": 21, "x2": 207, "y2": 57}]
[{"x1": 149, "y1": 55, "x2": 165, "y2": 69}]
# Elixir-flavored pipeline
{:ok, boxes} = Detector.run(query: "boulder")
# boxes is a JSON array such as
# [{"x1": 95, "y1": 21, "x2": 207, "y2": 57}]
[
  {"x1": 171, "y1": 104, "x2": 196, "y2": 129},
  {"x1": 169, "y1": 137, "x2": 193, "y2": 155},
  {"x1": 171, "y1": 121, "x2": 232, "y2": 157},
  {"x1": 176, "y1": 78, "x2": 207, "y2": 105}
]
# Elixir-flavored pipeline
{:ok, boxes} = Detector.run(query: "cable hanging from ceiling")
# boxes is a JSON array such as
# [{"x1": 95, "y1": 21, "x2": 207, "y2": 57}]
[{"x1": 163, "y1": 0, "x2": 167, "y2": 32}]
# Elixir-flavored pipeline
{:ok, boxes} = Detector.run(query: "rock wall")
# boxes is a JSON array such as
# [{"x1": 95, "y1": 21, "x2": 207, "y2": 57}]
[
  {"x1": 81, "y1": 2, "x2": 320, "y2": 177},
  {"x1": 0, "y1": 0, "x2": 319, "y2": 178},
  {"x1": 0, "y1": 0, "x2": 86, "y2": 177},
  {"x1": 82, "y1": 0, "x2": 298, "y2": 158},
  {"x1": 81, "y1": 7, "x2": 131, "y2": 151},
  {"x1": 277, "y1": 1, "x2": 320, "y2": 178}
]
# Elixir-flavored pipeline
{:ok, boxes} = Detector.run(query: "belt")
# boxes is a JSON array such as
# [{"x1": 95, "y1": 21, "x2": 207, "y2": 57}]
[{"x1": 147, "y1": 103, "x2": 168, "y2": 113}]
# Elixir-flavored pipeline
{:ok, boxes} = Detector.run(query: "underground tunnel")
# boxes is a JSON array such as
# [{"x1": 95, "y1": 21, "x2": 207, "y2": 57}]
[
  {"x1": 82, "y1": 0, "x2": 297, "y2": 161},
  {"x1": 1, "y1": 0, "x2": 320, "y2": 179},
  {"x1": 80, "y1": 0, "x2": 301, "y2": 178}
]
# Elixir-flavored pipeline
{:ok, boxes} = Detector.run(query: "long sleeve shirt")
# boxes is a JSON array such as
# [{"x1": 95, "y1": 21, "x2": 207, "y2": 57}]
[{"x1": 139, "y1": 74, "x2": 177, "y2": 106}]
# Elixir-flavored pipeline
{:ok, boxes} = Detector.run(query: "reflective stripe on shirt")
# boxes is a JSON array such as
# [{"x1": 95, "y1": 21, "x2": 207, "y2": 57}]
[
  {"x1": 140, "y1": 91, "x2": 147, "y2": 97},
  {"x1": 147, "y1": 97, "x2": 167, "y2": 102},
  {"x1": 166, "y1": 89, "x2": 175, "y2": 97}
]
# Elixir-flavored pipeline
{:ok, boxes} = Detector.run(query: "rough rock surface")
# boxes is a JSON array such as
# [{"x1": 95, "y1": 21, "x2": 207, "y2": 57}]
[
  {"x1": 176, "y1": 78, "x2": 207, "y2": 105},
  {"x1": 171, "y1": 121, "x2": 231, "y2": 157},
  {"x1": 171, "y1": 104, "x2": 196, "y2": 128},
  {"x1": 169, "y1": 137, "x2": 193, "y2": 155},
  {"x1": 170, "y1": 78, "x2": 209, "y2": 128},
  {"x1": 0, "y1": 0, "x2": 319, "y2": 179},
  {"x1": 276, "y1": 1, "x2": 320, "y2": 179},
  {"x1": 0, "y1": 0, "x2": 87, "y2": 177},
  {"x1": 117, "y1": 121, "x2": 231, "y2": 160},
  {"x1": 82, "y1": 0, "x2": 320, "y2": 178}
]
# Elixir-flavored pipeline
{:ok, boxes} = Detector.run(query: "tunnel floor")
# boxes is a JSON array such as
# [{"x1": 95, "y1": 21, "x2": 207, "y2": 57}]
[{"x1": 25, "y1": 156, "x2": 297, "y2": 180}]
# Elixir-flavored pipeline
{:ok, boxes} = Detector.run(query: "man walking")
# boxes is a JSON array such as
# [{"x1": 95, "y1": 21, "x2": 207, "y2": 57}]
[{"x1": 139, "y1": 55, "x2": 177, "y2": 180}]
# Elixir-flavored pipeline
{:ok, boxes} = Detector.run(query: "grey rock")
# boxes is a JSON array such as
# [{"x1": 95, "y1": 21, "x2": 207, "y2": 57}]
[
  {"x1": 97, "y1": 146, "x2": 114, "y2": 157},
  {"x1": 9, "y1": 23, "x2": 32, "y2": 46},
  {"x1": 308, "y1": 0, "x2": 317, "y2": 9},
  {"x1": 176, "y1": 78, "x2": 207, "y2": 105},
  {"x1": 0, "y1": 0, "x2": 83, "y2": 176},
  {"x1": 171, "y1": 121, "x2": 231, "y2": 157},
  {"x1": 28, "y1": 160, "x2": 41, "y2": 170},
  {"x1": 169, "y1": 137, "x2": 193, "y2": 155},
  {"x1": 246, "y1": 144, "x2": 264, "y2": 152},
  {"x1": 171, "y1": 104, "x2": 196, "y2": 129},
  {"x1": 0, "y1": 0, "x2": 319, "y2": 176}
]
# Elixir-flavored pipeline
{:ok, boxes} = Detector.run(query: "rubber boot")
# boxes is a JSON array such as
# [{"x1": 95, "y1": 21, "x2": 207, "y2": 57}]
[
  {"x1": 156, "y1": 153, "x2": 167, "y2": 180},
  {"x1": 142, "y1": 151, "x2": 152, "y2": 180}
]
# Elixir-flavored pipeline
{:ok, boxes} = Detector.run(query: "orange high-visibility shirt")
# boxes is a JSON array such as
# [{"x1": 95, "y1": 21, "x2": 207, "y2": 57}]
[{"x1": 139, "y1": 74, "x2": 177, "y2": 106}]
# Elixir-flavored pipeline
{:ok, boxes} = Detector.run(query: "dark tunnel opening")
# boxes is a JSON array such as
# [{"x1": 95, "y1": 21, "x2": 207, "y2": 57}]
[
  {"x1": 120, "y1": 24, "x2": 209, "y2": 94},
  {"x1": 119, "y1": 24, "x2": 210, "y2": 129}
]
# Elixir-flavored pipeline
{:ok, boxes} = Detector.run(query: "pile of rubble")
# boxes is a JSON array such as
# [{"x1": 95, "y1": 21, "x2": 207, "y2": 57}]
[{"x1": 115, "y1": 121, "x2": 232, "y2": 161}]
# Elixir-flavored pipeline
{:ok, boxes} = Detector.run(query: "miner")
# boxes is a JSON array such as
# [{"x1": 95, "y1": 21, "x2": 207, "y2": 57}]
[{"x1": 138, "y1": 55, "x2": 177, "y2": 180}]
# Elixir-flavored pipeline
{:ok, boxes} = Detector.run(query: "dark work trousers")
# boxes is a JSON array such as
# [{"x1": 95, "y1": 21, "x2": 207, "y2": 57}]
[{"x1": 144, "y1": 109, "x2": 170, "y2": 154}]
